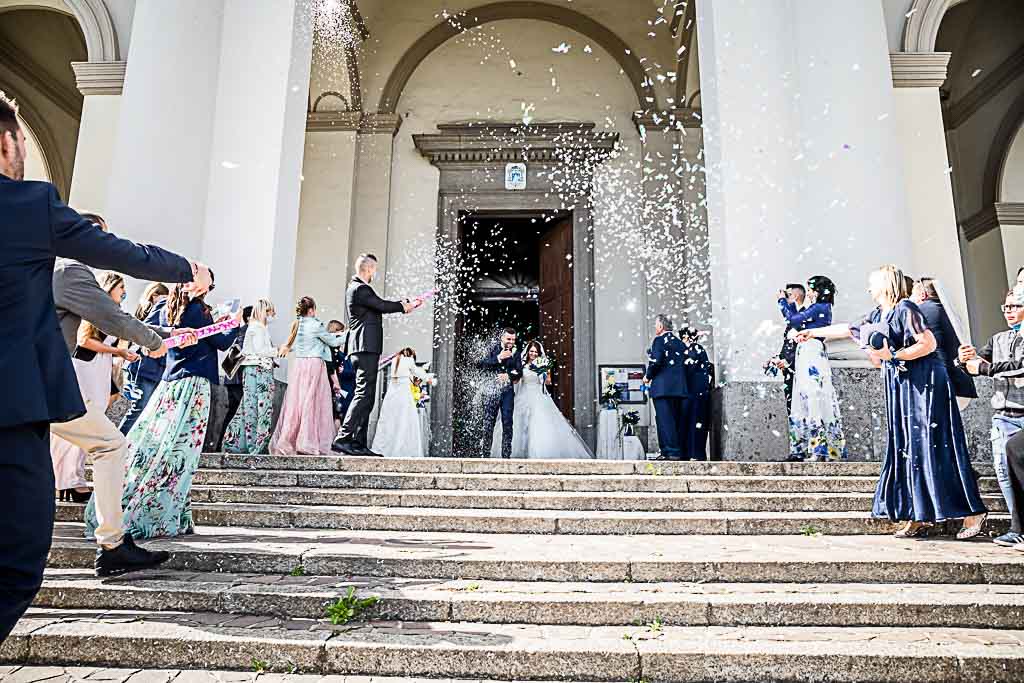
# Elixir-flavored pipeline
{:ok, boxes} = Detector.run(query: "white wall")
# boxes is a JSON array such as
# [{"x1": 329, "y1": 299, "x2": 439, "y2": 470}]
[{"x1": 20, "y1": 116, "x2": 51, "y2": 182}]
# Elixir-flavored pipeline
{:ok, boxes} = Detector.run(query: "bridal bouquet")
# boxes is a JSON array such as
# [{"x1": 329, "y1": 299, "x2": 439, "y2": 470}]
[{"x1": 529, "y1": 355, "x2": 554, "y2": 375}]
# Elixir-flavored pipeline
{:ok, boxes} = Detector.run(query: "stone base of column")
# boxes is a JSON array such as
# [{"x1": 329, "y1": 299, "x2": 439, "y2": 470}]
[{"x1": 712, "y1": 370, "x2": 993, "y2": 462}]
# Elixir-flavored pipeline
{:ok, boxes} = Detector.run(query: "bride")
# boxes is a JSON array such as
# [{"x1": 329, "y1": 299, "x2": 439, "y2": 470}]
[
  {"x1": 492, "y1": 341, "x2": 593, "y2": 459},
  {"x1": 373, "y1": 348, "x2": 433, "y2": 458}
]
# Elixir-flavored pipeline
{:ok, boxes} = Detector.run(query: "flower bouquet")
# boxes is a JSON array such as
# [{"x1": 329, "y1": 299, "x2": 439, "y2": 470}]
[
  {"x1": 529, "y1": 355, "x2": 554, "y2": 376},
  {"x1": 619, "y1": 409, "x2": 640, "y2": 437},
  {"x1": 601, "y1": 374, "x2": 621, "y2": 409}
]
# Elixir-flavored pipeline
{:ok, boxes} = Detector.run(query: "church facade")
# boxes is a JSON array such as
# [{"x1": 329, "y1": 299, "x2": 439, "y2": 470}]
[{"x1": 4, "y1": 0, "x2": 1024, "y2": 457}]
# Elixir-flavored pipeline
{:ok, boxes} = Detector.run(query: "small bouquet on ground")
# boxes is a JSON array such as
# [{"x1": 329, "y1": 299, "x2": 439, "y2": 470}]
[{"x1": 619, "y1": 409, "x2": 640, "y2": 437}]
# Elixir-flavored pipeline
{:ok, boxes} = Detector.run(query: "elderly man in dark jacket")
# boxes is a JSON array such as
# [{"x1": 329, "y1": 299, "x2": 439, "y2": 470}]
[
  {"x1": 645, "y1": 314, "x2": 690, "y2": 461},
  {"x1": 0, "y1": 92, "x2": 209, "y2": 642}
]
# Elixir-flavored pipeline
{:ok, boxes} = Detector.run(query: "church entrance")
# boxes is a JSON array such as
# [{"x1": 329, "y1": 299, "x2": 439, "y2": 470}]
[{"x1": 452, "y1": 210, "x2": 576, "y2": 456}]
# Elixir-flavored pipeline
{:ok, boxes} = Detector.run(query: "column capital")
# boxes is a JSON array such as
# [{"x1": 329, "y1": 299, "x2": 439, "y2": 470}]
[
  {"x1": 890, "y1": 52, "x2": 951, "y2": 88},
  {"x1": 306, "y1": 110, "x2": 362, "y2": 132},
  {"x1": 71, "y1": 60, "x2": 126, "y2": 96},
  {"x1": 359, "y1": 112, "x2": 403, "y2": 136}
]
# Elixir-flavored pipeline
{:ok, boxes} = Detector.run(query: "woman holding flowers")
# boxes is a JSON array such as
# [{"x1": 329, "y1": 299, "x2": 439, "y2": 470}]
[{"x1": 373, "y1": 347, "x2": 434, "y2": 457}]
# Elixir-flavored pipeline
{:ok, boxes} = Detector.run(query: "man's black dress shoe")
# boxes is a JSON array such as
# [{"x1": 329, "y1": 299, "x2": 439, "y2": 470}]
[
  {"x1": 95, "y1": 533, "x2": 169, "y2": 577},
  {"x1": 352, "y1": 445, "x2": 383, "y2": 457},
  {"x1": 331, "y1": 438, "x2": 353, "y2": 454}
]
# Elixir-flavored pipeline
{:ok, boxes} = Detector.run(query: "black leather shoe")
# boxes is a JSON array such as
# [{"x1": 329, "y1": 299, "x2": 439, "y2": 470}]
[
  {"x1": 331, "y1": 438, "x2": 353, "y2": 454},
  {"x1": 351, "y1": 445, "x2": 383, "y2": 457},
  {"x1": 95, "y1": 533, "x2": 170, "y2": 577}
]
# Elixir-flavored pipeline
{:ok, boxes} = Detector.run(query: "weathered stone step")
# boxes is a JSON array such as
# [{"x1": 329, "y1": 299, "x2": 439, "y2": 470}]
[
  {"x1": 0, "y1": 669, "x2": 554, "y2": 683},
  {"x1": 5, "y1": 609, "x2": 1023, "y2": 682},
  {"x1": 36, "y1": 569, "x2": 1024, "y2": 629},
  {"x1": 49, "y1": 523, "x2": 1024, "y2": 584},
  {"x1": 203, "y1": 453, "x2": 996, "y2": 478},
  {"x1": 51, "y1": 501, "x2": 1013, "y2": 535},
  {"x1": 186, "y1": 469, "x2": 1004, "y2": 494},
  {"x1": 183, "y1": 485, "x2": 1010, "y2": 514}
]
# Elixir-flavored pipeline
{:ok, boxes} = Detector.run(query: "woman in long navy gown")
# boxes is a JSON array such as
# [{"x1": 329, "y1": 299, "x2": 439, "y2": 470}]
[{"x1": 800, "y1": 265, "x2": 987, "y2": 539}]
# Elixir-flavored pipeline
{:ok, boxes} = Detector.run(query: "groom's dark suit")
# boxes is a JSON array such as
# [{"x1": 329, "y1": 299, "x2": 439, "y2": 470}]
[
  {"x1": 478, "y1": 342, "x2": 523, "y2": 458},
  {"x1": 336, "y1": 276, "x2": 405, "y2": 451}
]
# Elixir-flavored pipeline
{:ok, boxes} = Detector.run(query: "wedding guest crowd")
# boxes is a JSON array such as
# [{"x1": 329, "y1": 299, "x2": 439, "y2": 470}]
[
  {"x1": 215, "y1": 305, "x2": 252, "y2": 451},
  {"x1": 119, "y1": 282, "x2": 169, "y2": 434},
  {"x1": 223, "y1": 300, "x2": 279, "y2": 454}
]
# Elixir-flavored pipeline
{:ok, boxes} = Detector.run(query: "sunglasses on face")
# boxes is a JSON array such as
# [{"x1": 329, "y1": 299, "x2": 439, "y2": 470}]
[{"x1": 1001, "y1": 304, "x2": 1023, "y2": 313}]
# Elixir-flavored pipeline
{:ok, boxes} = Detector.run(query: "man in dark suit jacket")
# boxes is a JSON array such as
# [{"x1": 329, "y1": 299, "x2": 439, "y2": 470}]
[
  {"x1": 644, "y1": 314, "x2": 690, "y2": 461},
  {"x1": 680, "y1": 327, "x2": 713, "y2": 461},
  {"x1": 333, "y1": 253, "x2": 419, "y2": 456},
  {"x1": 477, "y1": 327, "x2": 524, "y2": 458},
  {"x1": 0, "y1": 93, "x2": 210, "y2": 643},
  {"x1": 776, "y1": 284, "x2": 806, "y2": 413}
]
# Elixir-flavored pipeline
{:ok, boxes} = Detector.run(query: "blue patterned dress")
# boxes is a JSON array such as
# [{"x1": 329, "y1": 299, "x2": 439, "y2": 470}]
[{"x1": 863, "y1": 300, "x2": 987, "y2": 522}]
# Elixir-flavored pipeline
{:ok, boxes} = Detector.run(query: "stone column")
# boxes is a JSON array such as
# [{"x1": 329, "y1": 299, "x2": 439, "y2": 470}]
[
  {"x1": 294, "y1": 112, "x2": 361, "y2": 319},
  {"x1": 890, "y1": 51, "x2": 970, "y2": 332},
  {"x1": 697, "y1": 0, "x2": 914, "y2": 383},
  {"x1": 697, "y1": 0, "x2": 914, "y2": 459},
  {"x1": 346, "y1": 113, "x2": 402, "y2": 288},
  {"x1": 68, "y1": 61, "x2": 126, "y2": 214}
]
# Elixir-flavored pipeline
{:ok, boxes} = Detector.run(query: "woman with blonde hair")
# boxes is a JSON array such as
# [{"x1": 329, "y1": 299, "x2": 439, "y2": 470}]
[
  {"x1": 119, "y1": 281, "x2": 170, "y2": 434},
  {"x1": 271, "y1": 296, "x2": 345, "y2": 454},
  {"x1": 223, "y1": 298, "x2": 279, "y2": 454},
  {"x1": 798, "y1": 264, "x2": 987, "y2": 539},
  {"x1": 52, "y1": 272, "x2": 138, "y2": 502}
]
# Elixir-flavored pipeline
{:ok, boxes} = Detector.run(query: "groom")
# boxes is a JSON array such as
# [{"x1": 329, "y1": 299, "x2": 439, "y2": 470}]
[{"x1": 479, "y1": 327, "x2": 523, "y2": 458}]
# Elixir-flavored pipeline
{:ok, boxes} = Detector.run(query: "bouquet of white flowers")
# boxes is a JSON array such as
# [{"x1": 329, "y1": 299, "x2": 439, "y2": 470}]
[{"x1": 529, "y1": 355, "x2": 553, "y2": 375}]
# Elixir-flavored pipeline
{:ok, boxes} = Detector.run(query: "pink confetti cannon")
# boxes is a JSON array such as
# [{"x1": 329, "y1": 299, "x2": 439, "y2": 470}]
[{"x1": 164, "y1": 319, "x2": 240, "y2": 349}]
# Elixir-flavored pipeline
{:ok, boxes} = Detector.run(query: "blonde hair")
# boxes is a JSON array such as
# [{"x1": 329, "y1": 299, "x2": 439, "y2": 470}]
[
  {"x1": 871, "y1": 264, "x2": 906, "y2": 309},
  {"x1": 253, "y1": 298, "x2": 275, "y2": 323},
  {"x1": 78, "y1": 271, "x2": 125, "y2": 345}
]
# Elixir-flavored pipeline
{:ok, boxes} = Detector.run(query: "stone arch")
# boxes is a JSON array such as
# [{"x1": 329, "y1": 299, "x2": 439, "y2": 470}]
[
  {"x1": 901, "y1": 0, "x2": 970, "y2": 52},
  {"x1": 983, "y1": 91, "x2": 1024, "y2": 204},
  {"x1": 63, "y1": 0, "x2": 118, "y2": 61},
  {"x1": 376, "y1": 1, "x2": 660, "y2": 115}
]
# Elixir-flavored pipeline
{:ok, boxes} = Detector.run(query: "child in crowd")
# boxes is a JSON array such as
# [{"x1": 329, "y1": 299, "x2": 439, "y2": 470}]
[
  {"x1": 326, "y1": 319, "x2": 356, "y2": 428},
  {"x1": 270, "y1": 297, "x2": 345, "y2": 455}
]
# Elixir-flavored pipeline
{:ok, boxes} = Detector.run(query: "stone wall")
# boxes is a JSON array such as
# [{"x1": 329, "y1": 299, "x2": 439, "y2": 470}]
[{"x1": 713, "y1": 367, "x2": 995, "y2": 462}]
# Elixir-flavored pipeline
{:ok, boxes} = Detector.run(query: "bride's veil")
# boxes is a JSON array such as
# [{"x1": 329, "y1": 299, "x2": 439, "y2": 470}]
[{"x1": 932, "y1": 278, "x2": 969, "y2": 345}]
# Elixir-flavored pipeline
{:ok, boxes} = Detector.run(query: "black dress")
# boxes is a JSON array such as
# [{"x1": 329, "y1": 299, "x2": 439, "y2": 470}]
[{"x1": 863, "y1": 300, "x2": 987, "y2": 522}]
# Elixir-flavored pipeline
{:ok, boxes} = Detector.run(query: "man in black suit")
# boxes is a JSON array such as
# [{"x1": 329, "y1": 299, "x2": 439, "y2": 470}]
[
  {"x1": 776, "y1": 284, "x2": 805, "y2": 413},
  {"x1": 333, "y1": 253, "x2": 420, "y2": 456},
  {"x1": 644, "y1": 314, "x2": 690, "y2": 461},
  {"x1": 478, "y1": 327, "x2": 524, "y2": 458},
  {"x1": 0, "y1": 92, "x2": 211, "y2": 642}
]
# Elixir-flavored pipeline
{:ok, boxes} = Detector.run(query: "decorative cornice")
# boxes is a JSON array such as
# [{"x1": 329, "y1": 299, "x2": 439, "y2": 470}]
[
  {"x1": 0, "y1": 41, "x2": 82, "y2": 119},
  {"x1": 944, "y1": 45, "x2": 1024, "y2": 130},
  {"x1": 997, "y1": 202, "x2": 1024, "y2": 226},
  {"x1": 71, "y1": 60, "x2": 126, "y2": 96},
  {"x1": 890, "y1": 51, "x2": 951, "y2": 88},
  {"x1": 961, "y1": 203, "x2": 1024, "y2": 241},
  {"x1": 413, "y1": 122, "x2": 619, "y2": 166},
  {"x1": 359, "y1": 112, "x2": 402, "y2": 135},
  {"x1": 306, "y1": 110, "x2": 361, "y2": 132},
  {"x1": 633, "y1": 107, "x2": 702, "y2": 133}
]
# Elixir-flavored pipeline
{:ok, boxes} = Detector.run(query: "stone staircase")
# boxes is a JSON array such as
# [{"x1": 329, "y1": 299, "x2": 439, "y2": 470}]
[{"x1": 4, "y1": 456, "x2": 1024, "y2": 682}]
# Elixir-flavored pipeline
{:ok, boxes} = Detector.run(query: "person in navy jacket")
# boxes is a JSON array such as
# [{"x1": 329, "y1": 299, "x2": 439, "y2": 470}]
[
  {"x1": 645, "y1": 315, "x2": 689, "y2": 461},
  {"x1": 478, "y1": 327, "x2": 524, "y2": 458},
  {"x1": 681, "y1": 327, "x2": 714, "y2": 461},
  {"x1": 0, "y1": 92, "x2": 211, "y2": 643}
]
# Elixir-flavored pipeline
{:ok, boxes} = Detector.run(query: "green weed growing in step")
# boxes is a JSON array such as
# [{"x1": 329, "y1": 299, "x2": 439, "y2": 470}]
[
  {"x1": 622, "y1": 632, "x2": 633, "y2": 641},
  {"x1": 461, "y1": 583, "x2": 481, "y2": 592},
  {"x1": 325, "y1": 586, "x2": 380, "y2": 625},
  {"x1": 644, "y1": 464, "x2": 662, "y2": 476},
  {"x1": 289, "y1": 564, "x2": 305, "y2": 577},
  {"x1": 800, "y1": 524, "x2": 823, "y2": 537},
  {"x1": 647, "y1": 616, "x2": 664, "y2": 633},
  {"x1": 251, "y1": 658, "x2": 268, "y2": 673}
]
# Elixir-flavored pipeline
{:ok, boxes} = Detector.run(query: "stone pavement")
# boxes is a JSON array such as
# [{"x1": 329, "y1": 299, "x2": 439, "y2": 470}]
[{"x1": 5, "y1": 456, "x2": 1023, "y2": 681}]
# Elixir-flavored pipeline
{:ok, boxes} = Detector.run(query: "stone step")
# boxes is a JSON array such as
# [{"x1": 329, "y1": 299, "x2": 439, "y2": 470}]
[
  {"x1": 35, "y1": 568, "x2": 1024, "y2": 629},
  {"x1": 187, "y1": 469, "x2": 1004, "y2": 494},
  {"x1": 204, "y1": 453, "x2": 996, "y2": 478},
  {"x1": 52, "y1": 501, "x2": 1013, "y2": 536},
  {"x1": 48, "y1": 523, "x2": 1024, "y2": 584},
  {"x1": 0, "y1": 669, "x2": 554, "y2": 683},
  {"x1": 184, "y1": 485, "x2": 1010, "y2": 513},
  {"x1": 4, "y1": 609, "x2": 1023, "y2": 682}
]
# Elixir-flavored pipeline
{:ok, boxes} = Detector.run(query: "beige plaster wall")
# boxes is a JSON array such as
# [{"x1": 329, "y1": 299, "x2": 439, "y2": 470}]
[
  {"x1": 963, "y1": 228, "x2": 1009, "y2": 342},
  {"x1": 1003, "y1": 126, "x2": 1024, "y2": 201}
]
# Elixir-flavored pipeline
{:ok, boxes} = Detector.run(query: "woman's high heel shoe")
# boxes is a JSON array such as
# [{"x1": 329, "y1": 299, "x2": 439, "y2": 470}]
[
  {"x1": 58, "y1": 488, "x2": 92, "y2": 504},
  {"x1": 957, "y1": 513, "x2": 988, "y2": 540},
  {"x1": 895, "y1": 521, "x2": 931, "y2": 538}
]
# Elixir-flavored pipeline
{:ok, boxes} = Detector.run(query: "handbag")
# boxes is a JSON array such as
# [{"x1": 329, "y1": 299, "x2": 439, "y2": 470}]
[{"x1": 221, "y1": 345, "x2": 244, "y2": 380}]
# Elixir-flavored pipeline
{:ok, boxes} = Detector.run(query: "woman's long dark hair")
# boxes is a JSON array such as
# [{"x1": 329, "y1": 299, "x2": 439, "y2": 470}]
[
  {"x1": 807, "y1": 275, "x2": 836, "y2": 305},
  {"x1": 135, "y1": 282, "x2": 169, "y2": 321},
  {"x1": 166, "y1": 270, "x2": 214, "y2": 326}
]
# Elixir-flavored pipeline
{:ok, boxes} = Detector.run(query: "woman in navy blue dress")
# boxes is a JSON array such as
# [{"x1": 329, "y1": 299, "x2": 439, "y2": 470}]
[{"x1": 800, "y1": 265, "x2": 987, "y2": 539}]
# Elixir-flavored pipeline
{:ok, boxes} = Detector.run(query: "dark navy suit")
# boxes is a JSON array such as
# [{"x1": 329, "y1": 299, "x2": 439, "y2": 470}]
[
  {"x1": 646, "y1": 331, "x2": 689, "y2": 459},
  {"x1": 478, "y1": 342, "x2": 523, "y2": 458},
  {"x1": 682, "y1": 341, "x2": 713, "y2": 460},
  {"x1": 0, "y1": 174, "x2": 192, "y2": 642},
  {"x1": 918, "y1": 299, "x2": 977, "y2": 400}
]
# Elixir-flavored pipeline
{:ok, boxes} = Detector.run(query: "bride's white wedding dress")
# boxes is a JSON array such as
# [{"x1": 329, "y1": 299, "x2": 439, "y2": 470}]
[
  {"x1": 373, "y1": 356, "x2": 429, "y2": 458},
  {"x1": 491, "y1": 366, "x2": 593, "y2": 459}
]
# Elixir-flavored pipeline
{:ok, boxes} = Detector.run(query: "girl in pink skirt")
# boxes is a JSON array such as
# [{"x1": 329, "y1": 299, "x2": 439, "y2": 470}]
[{"x1": 270, "y1": 296, "x2": 345, "y2": 455}]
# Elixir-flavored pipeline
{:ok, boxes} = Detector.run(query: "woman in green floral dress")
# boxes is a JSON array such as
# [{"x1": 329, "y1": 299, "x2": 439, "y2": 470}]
[
  {"x1": 85, "y1": 279, "x2": 239, "y2": 540},
  {"x1": 223, "y1": 299, "x2": 279, "y2": 454}
]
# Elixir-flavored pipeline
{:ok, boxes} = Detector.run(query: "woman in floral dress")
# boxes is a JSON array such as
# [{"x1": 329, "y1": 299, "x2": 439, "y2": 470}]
[
  {"x1": 782, "y1": 275, "x2": 847, "y2": 462},
  {"x1": 85, "y1": 276, "x2": 239, "y2": 540},
  {"x1": 223, "y1": 299, "x2": 279, "y2": 454}
]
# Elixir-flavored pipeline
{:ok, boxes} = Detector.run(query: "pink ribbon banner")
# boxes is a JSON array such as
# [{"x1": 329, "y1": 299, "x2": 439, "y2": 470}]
[{"x1": 164, "y1": 319, "x2": 240, "y2": 349}]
